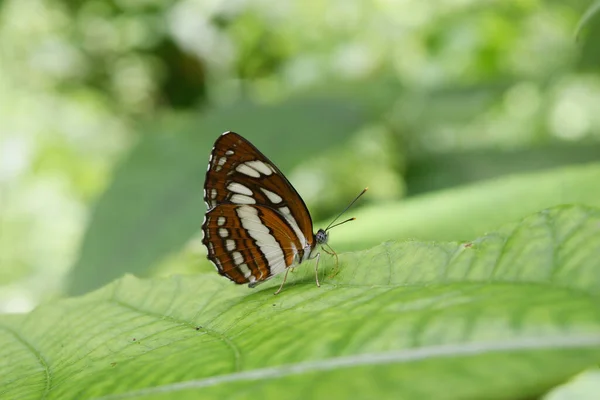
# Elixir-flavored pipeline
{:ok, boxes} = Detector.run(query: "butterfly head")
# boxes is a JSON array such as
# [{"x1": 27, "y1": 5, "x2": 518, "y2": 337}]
[{"x1": 315, "y1": 228, "x2": 329, "y2": 245}]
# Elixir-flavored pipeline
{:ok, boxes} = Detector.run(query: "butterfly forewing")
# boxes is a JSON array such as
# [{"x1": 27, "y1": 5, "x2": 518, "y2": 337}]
[{"x1": 202, "y1": 131, "x2": 315, "y2": 285}]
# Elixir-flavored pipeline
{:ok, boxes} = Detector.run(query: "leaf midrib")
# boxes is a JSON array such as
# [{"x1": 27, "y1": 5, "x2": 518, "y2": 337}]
[{"x1": 90, "y1": 334, "x2": 600, "y2": 400}]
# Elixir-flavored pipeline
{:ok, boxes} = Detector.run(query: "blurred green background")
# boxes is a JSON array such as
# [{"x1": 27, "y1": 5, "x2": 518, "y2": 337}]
[{"x1": 1, "y1": 0, "x2": 599, "y2": 313}]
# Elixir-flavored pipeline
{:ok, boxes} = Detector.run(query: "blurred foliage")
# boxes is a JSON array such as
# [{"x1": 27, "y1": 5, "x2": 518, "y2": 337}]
[
  {"x1": 331, "y1": 162, "x2": 600, "y2": 252},
  {"x1": 405, "y1": 142, "x2": 600, "y2": 195},
  {"x1": 577, "y1": 0, "x2": 600, "y2": 69},
  {"x1": 1, "y1": 0, "x2": 600, "y2": 310}
]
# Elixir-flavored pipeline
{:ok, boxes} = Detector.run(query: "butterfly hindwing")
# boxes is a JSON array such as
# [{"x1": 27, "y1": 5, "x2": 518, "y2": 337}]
[{"x1": 202, "y1": 204, "x2": 305, "y2": 284}]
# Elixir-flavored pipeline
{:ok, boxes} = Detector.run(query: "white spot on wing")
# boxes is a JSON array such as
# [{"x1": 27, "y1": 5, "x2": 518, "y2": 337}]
[
  {"x1": 226, "y1": 150, "x2": 234, "y2": 156},
  {"x1": 217, "y1": 216, "x2": 226, "y2": 226},
  {"x1": 228, "y1": 182, "x2": 253, "y2": 196},
  {"x1": 219, "y1": 228, "x2": 229, "y2": 238},
  {"x1": 208, "y1": 152, "x2": 216, "y2": 171},
  {"x1": 210, "y1": 189, "x2": 218, "y2": 199},
  {"x1": 231, "y1": 194, "x2": 256, "y2": 204},
  {"x1": 232, "y1": 251, "x2": 243, "y2": 265},
  {"x1": 203, "y1": 189, "x2": 209, "y2": 207},
  {"x1": 236, "y1": 164, "x2": 260, "y2": 178},
  {"x1": 261, "y1": 188, "x2": 283, "y2": 204},
  {"x1": 245, "y1": 161, "x2": 273, "y2": 175},
  {"x1": 226, "y1": 239, "x2": 236, "y2": 251},
  {"x1": 218, "y1": 156, "x2": 227, "y2": 166},
  {"x1": 238, "y1": 263, "x2": 252, "y2": 278},
  {"x1": 208, "y1": 152, "x2": 213, "y2": 164},
  {"x1": 212, "y1": 257, "x2": 223, "y2": 270}
]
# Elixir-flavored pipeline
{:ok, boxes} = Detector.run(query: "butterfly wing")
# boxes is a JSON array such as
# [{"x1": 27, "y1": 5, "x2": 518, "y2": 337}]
[
  {"x1": 202, "y1": 131, "x2": 315, "y2": 284},
  {"x1": 202, "y1": 204, "x2": 304, "y2": 284}
]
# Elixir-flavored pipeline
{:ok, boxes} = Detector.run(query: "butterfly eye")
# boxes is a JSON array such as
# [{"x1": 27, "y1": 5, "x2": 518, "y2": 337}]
[{"x1": 316, "y1": 229, "x2": 328, "y2": 244}]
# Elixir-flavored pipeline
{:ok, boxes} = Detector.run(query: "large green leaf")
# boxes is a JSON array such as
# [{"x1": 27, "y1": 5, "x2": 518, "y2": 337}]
[
  {"x1": 576, "y1": 0, "x2": 600, "y2": 40},
  {"x1": 67, "y1": 96, "x2": 367, "y2": 296},
  {"x1": 3, "y1": 205, "x2": 600, "y2": 399},
  {"x1": 331, "y1": 163, "x2": 600, "y2": 252},
  {"x1": 405, "y1": 144, "x2": 600, "y2": 195},
  {"x1": 545, "y1": 369, "x2": 600, "y2": 400},
  {"x1": 577, "y1": 0, "x2": 600, "y2": 70}
]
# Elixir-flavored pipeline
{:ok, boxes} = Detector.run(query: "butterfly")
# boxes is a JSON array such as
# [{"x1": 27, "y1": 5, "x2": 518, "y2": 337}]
[{"x1": 201, "y1": 131, "x2": 367, "y2": 294}]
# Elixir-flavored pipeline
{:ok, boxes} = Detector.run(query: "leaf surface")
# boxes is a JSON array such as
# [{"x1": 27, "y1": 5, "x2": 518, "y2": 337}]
[
  {"x1": 3, "y1": 205, "x2": 600, "y2": 399},
  {"x1": 332, "y1": 163, "x2": 600, "y2": 251}
]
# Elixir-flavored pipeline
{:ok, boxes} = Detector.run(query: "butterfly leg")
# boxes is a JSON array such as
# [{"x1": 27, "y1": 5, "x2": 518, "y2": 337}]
[
  {"x1": 322, "y1": 244, "x2": 340, "y2": 278},
  {"x1": 314, "y1": 252, "x2": 321, "y2": 288},
  {"x1": 274, "y1": 268, "x2": 291, "y2": 295}
]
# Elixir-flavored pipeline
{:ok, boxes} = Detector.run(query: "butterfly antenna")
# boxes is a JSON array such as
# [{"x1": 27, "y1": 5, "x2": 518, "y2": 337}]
[{"x1": 325, "y1": 187, "x2": 368, "y2": 231}]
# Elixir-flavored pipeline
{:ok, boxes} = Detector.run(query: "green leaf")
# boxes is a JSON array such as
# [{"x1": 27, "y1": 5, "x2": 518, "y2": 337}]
[
  {"x1": 545, "y1": 369, "x2": 600, "y2": 400},
  {"x1": 67, "y1": 96, "x2": 367, "y2": 296},
  {"x1": 577, "y1": 0, "x2": 600, "y2": 70},
  {"x1": 3, "y1": 205, "x2": 600, "y2": 399},
  {"x1": 331, "y1": 163, "x2": 600, "y2": 251},
  {"x1": 405, "y1": 144, "x2": 600, "y2": 195},
  {"x1": 575, "y1": 0, "x2": 600, "y2": 40}
]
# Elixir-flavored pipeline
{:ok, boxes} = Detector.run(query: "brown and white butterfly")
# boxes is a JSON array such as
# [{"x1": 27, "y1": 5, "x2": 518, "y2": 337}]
[{"x1": 202, "y1": 131, "x2": 366, "y2": 294}]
